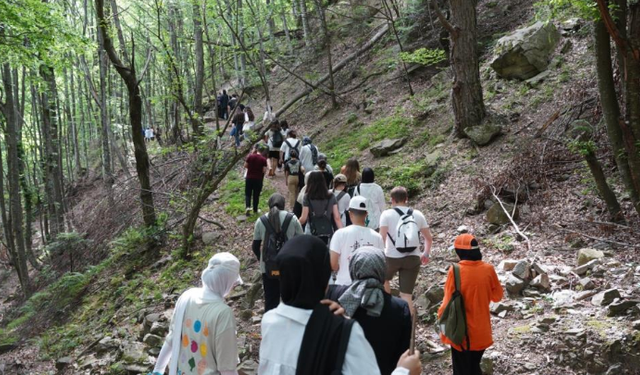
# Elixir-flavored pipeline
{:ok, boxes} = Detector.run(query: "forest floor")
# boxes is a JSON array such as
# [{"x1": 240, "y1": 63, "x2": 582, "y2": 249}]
[{"x1": 2, "y1": 0, "x2": 640, "y2": 374}]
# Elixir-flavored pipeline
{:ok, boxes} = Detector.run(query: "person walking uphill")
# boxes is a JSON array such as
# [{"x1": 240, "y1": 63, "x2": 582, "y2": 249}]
[
  {"x1": 150, "y1": 253, "x2": 243, "y2": 375},
  {"x1": 284, "y1": 150, "x2": 304, "y2": 210},
  {"x1": 265, "y1": 121, "x2": 284, "y2": 177},
  {"x1": 330, "y1": 196, "x2": 383, "y2": 285},
  {"x1": 299, "y1": 171, "x2": 343, "y2": 244},
  {"x1": 245, "y1": 146, "x2": 268, "y2": 214},
  {"x1": 379, "y1": 186, "x2": 433, "y2": 311},
  {"x1": 326, "y1": 247, "x2": 412, "y2": 375},
  {"x1": 252, "y1": 193, "x2": 303, "y2": 312},
  {"x1": 354, "y1": 167, "x2": 385, "y2": 230},
  {"x1": 258, "y1": 235, "x2": 422, "y2": 375},
  {"x1": 438, "y1": 234, "x2": 503, "y2": 375}
]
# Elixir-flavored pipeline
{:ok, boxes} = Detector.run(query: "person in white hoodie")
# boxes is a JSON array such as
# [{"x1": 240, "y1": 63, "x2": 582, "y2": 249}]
[
  {"x1": 353, "y1": 167, "x2": 386, "y2": 231},
  {"x1": 150, "y1": 253, "x2": 243, "y2": 375}
]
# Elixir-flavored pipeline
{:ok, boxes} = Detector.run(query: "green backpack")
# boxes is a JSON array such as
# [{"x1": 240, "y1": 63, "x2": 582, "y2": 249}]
[{"x1": 437, "y1": 263, "x2": 470, "y2": 350}]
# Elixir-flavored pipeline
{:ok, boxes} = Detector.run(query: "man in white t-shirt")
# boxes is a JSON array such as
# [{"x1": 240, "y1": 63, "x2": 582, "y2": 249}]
[
  {"x1": 330, "y1": 196, "x2": 384, "y2": 285},
  {"x1": 379, "y1": 186, "x2": 433, "y2": 311},
  {"x1": 279, "y1": 130, "x2": 301, "y2": 163}
]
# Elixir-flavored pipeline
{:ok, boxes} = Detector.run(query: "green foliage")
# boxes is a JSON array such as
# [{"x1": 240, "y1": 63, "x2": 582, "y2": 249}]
[
  {"x1": 400, "y1": 48, "x2": 447, "y2": 66},
  {"x1": 569, "y1": 139, "x2": 597, "y2": 156},
  {"x1": 534, "y1": 0, "x2": 599, "y2": 21}
]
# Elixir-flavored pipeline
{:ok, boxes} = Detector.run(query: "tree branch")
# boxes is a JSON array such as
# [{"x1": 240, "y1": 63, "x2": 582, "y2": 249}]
[
  {"x1": 595, "y1": 0, "x2": 638, "y2": 61},
  {"x1": 430, "y1": 0, "x2": 457, "y2": 37}
]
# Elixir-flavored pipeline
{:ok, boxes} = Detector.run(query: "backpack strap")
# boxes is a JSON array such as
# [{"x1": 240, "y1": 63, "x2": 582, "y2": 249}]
[
  {"x1": 260, "y1": 214, "x2": 275, "y2": 234},
  {"x1": 452, "y1": 263, "x2": 461, "y2": 292},
  {"x1": 281, "y1": 213, "x2": 294, "y2": 238},
  {"x1": 336, "y1": 191, "x2": 347, "y2": 202},
  {"x1": 323, "y1": 198, "x2": 331, "y2": 216},
  {"x1": 331, "y1": 318, "x2": 354, "y2": 375},
  {"x1": 452, "y1": 263, "x2": 470, "y2": 351},
  {"x1": 393, "y1": 207, "x2": 406, "y2": 217}
]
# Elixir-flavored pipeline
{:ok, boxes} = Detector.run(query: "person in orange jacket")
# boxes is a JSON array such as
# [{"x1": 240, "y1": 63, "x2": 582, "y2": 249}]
[{"x1": 438, "y1": 234, "x2": 504, "y2": 375}]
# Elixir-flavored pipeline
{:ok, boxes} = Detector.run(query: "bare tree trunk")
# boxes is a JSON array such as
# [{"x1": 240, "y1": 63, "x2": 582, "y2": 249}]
[
  {"x1": 314, "y1": 0, "x2": 338, "y2": 107},
  {"x1": 434, "y1": 0, "x2": 486, "y2": 136},
  {"x1": 69, "y1": 65, "x2": 82, "y2": 175},
  {"x1": 299, "y1": 0, "x2": 311, "y2": 46},
  {"x1": 96, "y1": 0, "x2": 157, "y2": 227},
  {"x1": 193, "y1": 1, "x2": 205, "y2": 136},
  {"x1": 97, "y1": 26, "x2": 115, "y2": 188},
  {"x1": 585, "y1": 151, "x2": 623, "y2": 221}
]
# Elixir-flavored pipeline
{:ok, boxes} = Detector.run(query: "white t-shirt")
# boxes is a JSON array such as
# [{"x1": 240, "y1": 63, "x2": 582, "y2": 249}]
[
  {"x1": 280, "y1": 138, "x2": 301, "y2": 160},
  {"x1": 329, "y1": 225, "x2": 384, "y2": 285},
  {"x1": 267, "y1": 130, "x2": 284, "y2": 152},
  {"x1": 379, "y1": 206, "x2": 429, "y2": 258},
  {"x1": 300, "y1": 145, "x2": 315, "y2": 173},
  {"x1": 331, "y1": 189, "x2": 351, "y2": 226},
  {"x1": 354, "y1": 183, "x2": 385, "y2": 230}
]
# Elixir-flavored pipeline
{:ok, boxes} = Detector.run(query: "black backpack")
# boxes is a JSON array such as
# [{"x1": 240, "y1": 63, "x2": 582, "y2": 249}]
[
  {"x1": 284, "y1": 139, "x2": 300, "y2": 161},
  {"x1": 260, "y1": 213, "x2": 294, "y2": 279},
  {"x1": 310, "y1": 144, "x2": 319, "y2": 165},
  {"x1": 346, "y1": 183, "x2": 359, "y2": 198},
  {"x1": 272, "y1": 131, "x2": 284, "y2": 148},
  {"x1": 309, "y1": 199, "x2": 334, "y2": 243}
]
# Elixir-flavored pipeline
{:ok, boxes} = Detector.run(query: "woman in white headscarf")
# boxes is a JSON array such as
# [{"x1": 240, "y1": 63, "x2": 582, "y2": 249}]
[{"x1": 150, "y1": 252, "x2": 243, "y2": 375}]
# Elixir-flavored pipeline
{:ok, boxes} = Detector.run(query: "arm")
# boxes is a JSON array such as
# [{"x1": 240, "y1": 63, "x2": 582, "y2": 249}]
[
  {"x1": 420, "y1": 227, "x2": 433, "y2": 265},
  {"x1": 490, "y1": 266, "x2": 504, "y2": 302},
  {"x1": 379, "y1": 226, "x2": 388, "y2": 246},
  {"x1": 151, "y1": 339, "x2": 172, "y2": 374},
  {"x1": 332, "y1": 204, "x2": 343, "y2": 229},
  {"x1": 300, "y1": 206, "x2": 309, "y2": 225},
  {"x1": 330, "y1": 251, "x2": 340, "y2": 272},
  {"x1": 244, "y1": 161, "x2": 249, "y2": 169},
  {"x1": 252, "y1": 240, "x2": 261, "y2": 261}
]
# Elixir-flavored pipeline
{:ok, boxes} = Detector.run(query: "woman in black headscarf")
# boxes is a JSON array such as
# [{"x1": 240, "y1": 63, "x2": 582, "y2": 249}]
[{"x1": 258, "y1": 235, "x2": 421, "y2": 375}]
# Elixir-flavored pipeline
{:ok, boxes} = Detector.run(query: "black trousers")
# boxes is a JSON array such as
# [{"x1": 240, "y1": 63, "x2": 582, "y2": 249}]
[
  {"x1": 451, "y1": 348, "x2": 485, "y2": 375},
  {"x1": 263, "y1": 274, "x2": 280, "y2": 312},
  {"x1": 245, "y1": 178, "x2": 263, "y2": 212}
]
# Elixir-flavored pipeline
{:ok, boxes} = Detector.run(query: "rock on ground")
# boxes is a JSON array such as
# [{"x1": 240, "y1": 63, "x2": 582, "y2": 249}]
[
  {"x1": 486, "y1": 203, "x2": 519, "y2": 225},
  {"x1": 464, "y1": 123, "x2": 502, "y2": 146},
  {"x1": 370, "y1": 138, "x2": 407, "y2": 157}
]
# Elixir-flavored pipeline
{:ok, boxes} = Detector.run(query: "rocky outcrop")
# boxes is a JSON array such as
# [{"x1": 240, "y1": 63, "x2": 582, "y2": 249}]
[
  {"x1": 370, "y1": 138, "x2": 406, "y2": 157},
  {"x1": 486, "y1": 202, "x2": 519, "y2": 225},
  {"x1": 490, "y1": 22, "x2": 561, "y2": 80},
  {"x1": 464, "y1": 123, "x2": 502, "y2": 146}
]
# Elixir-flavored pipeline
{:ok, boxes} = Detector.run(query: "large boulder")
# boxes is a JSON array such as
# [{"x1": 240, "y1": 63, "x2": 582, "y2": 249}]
[
  {"x1": 577, "y1": 248, "x2": 605, "y2": 266},
  {"x1": 490, "y1": 22, "x2": 561, "y2": 80},
  {"x1": 591, "y1": 289, "x2": 621, "y2": 307},
  {"x1": 370, "y1": 138, "x2": 406, "y2": 157},
  {"x1": 464, "y1": 123, "x2": 502, "y2": 146},
  {"x1": 486, "y1": 203, "x2": 519, "y2": 225},
  {"x1": 506, "y1": 274, "x2": 526, "y2": 295}
]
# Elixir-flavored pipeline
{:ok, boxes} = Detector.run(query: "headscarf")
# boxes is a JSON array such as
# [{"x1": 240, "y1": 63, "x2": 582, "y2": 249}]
[
  {"x1": 338, "y1": 247, "x2": 386, "y2": 317},
  {"x1": 169, "y1": 253, "x2": 242, "y2": 375},
  {"x1": 276, "y1": 235, "x2": 331, "y2": 309},
  {"x1": 362, "y1": 167, "x2": 375, "y2": 183},
  {"x1": 268, "y1": 193, "x2": 286, "y2": 233}
]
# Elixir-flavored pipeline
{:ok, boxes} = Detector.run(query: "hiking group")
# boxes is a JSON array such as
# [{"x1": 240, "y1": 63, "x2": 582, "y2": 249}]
[{"x1": 149, "y1": 121, "x2": 505, "y2": 375}]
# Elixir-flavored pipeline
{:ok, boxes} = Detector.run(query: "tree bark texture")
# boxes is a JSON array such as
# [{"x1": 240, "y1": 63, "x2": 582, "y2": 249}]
[
  {"x1": 584, "y1": 151, "x2": 623, "y2": 221},
  {"x1": 193, "y1": 1, "x2": 205, "y2": 136}
]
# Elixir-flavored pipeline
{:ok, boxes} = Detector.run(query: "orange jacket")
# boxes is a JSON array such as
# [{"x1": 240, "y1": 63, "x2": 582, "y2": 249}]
[{"x1": 437, "y1": 260, "x2": 503, "y2": 351}]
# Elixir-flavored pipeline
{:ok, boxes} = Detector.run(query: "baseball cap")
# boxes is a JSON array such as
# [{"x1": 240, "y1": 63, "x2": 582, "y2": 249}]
[
  {"x1": 454, "y1": 233, "x2": 480, "y2": 251},
  {"x1": 334, "y1": 174, "x2": 347, "y2": 184},
  {"x1": 348, "y1": 196, "x2": 368, "y2": 212}
]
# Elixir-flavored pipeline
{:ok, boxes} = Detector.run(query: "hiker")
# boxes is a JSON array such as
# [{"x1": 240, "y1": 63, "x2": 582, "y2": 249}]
[
  {"x1": 379, "y1": 186, "x2": 433, "y2": 310},
  {"x1": 326, "y1": 246, "x2": 412, "y2": 375},
  {"x1": 265, "y1": 121, "x2": 284, "y2": 177},
  {"x1": 299, "y1": 171, "x2": 343, "y2": 244},
  {"x1": 243, "y1": 106, "x2": 256, "y2": 138},
  {"x1": 301, "y1": 137, "x2": 318, "y2": 173},
  {"x1": 315, "y1": 158, "x2": 334, "y2": 189},
  {"x1": 229, "y1": 94, "x2": 238, "y2": 110},
  {"x1": 280, "y1": 119, "x2": 290, "y2": 137},
  {"x1": 252, "y1": 193, "x2": 303, "y2": 312},
  {"x1": 284, "y1": 149, "x2": 304, "y2": 210},
  {"x1": 341, "y1": 158, "x2": 362, "y2": 197},
  {"x1": 258, "y1": 235, "x2": 422, "y2": 375},
  {"x1": 331, "y1": 174, "x2": 351, "y2": 226},
  {"x1": 353, "y1": 167, "x2": 385, "y2": 230},
  {"x1": 245, "y1": 145, "x2": 268, "y2": 215},
  {"x1": 438, "y1": 234, "x2": 503, "y2": 375},
  {"x1": 220, "y1": 90, "x2": 230, "y2": 119},
  {"x1": 315, "y1": 153, "x2": 334, "y2": 175},
  {"x1": 329, "y1": 196, "x2": 383, "y2": 285},
  {"x1": 151, "y1": 253, "x2": 243, "y2": 375},
  {"x1": 279, "y1": 130, "x2": 301, "y2": 165},
  {"x1": 231, "y1": 104, "x2": 246, "y2": 147},
  {"x1": 294, "y1": 172, "x2": 312, "y2": 219},
  {"x1": 262, "y1": 105, "x2": 275, "y2": 127}
]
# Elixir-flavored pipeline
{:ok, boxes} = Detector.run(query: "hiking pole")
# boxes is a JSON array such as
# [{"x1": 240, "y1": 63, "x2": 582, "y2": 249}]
[{"x1": 409, "y1": 304, "x2": 417, "y2": 353}]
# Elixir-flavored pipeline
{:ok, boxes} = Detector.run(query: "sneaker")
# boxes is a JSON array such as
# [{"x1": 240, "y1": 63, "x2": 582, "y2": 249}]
[
  {"x1": 245, "y1": 208, "x2": 252, "y2": 215},
  {"x1": 255, "y1": 209, "x2": 262, "y2": 214}
]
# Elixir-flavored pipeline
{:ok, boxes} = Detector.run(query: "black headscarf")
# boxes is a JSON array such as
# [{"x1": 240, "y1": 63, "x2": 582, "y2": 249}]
[
  {"x1": 276, "y1": 235, "x2": 350, "y2": 375},
  {"x1": 362, "y1": 167, "x2": 375, "y2": 183}
]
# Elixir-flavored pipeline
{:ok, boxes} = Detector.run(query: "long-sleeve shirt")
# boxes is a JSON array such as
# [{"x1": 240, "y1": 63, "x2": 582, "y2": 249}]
[
  {"x1": 258, "y1": 303, "x2": 410, "y2": 375},
  {"x1": 437, "y1": 260, "x2": 504, "y2": 351}
]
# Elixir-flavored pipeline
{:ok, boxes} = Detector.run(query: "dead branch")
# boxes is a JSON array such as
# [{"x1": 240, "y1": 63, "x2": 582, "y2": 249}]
[
  {"x1": 198, "y1": 216, "x2": 226, "y2": 229},
  {"x1": 490, "y1": 186, "x2": 532, "y2": 252},
  {"x1": 554, "y1": 224, "x2": 638, "y2": 248}
]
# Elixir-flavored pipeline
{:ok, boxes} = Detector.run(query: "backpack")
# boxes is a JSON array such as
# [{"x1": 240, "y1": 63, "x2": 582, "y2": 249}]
[
  {"x1": 437, "y1": 264, "x2": 470, "y2": 350},
  {"x1": 346, "y1": 184, "x2": 358, "y2": 198},
  {"x1": 309, "y1": 144, "x2": 319, "y2": 165},
  {"x1": 272, "y1": 130, "x2": 284, "y2": 148},
  {"x1": 308, "y1": 199, "x2": 334, "y2": 243},
  {"x1": 284, "y1": 139, "x2": 300, "y2": 161},
  {"x1": 387, "y1": 208, "x2": 421, "y2": 253},
  {"x1": 335, "y1": 190, "x2": 348, "y2": 223},
  {"x1": 260, "y1": 213, "x2": 294, "y2": 279},
  {"x1": 287, "y1": 159, "x2": 301, "y2": 175}
]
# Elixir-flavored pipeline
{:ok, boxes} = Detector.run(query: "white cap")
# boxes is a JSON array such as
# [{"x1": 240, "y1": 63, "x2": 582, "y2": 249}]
[{"x1": 348, "y1": 196, "x2": 368, "y2": 212}]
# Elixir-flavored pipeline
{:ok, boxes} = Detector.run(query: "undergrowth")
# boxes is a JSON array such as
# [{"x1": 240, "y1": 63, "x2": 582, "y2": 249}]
[{"x1": 218, "y1": 171, "x2": 276, "y2": 217}]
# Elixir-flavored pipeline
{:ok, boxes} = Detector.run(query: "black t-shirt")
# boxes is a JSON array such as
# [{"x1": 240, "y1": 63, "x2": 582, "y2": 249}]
[{"x1": 326, "y1": 285, "x2": 412, "y2": 375}]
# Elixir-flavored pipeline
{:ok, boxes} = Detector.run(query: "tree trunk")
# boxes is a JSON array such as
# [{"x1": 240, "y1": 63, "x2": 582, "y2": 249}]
[
  {"x1": 299, "y1": 0, "x2": 311, "y2": 46},
  {"x1": 96, "y1": 0, "x2": 156, "y2": 227},
  {"x1": 438, "y1": 0, "x2": 486, "y2": 136},
  {"x1": 193, "y1": 1, "x2": 205, "y2": 136},
  {"x1": 69, "y1": 65, "x2": 82, "y2": 175},
  {"x1": 97, "y1": 22, "x2": 115, "y2": 188},
  {"x1": 1, "y1": 64, "x2": 32, "y2": 297},
  {"x1": 594, "y1": 19, "x2": 639, "y2": 209},
  {"x1": 314, "y1": 0, "x2": 337, "y2": 107},
  {"x1": 39, "y1": 65, "x2": 66, "y2": 236},
  {"x1": 584, "y1": 151, "x2": 623, "y2": 221}
]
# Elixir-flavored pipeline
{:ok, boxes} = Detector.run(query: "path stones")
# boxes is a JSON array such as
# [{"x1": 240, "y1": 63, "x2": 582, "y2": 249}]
[
  {"x1": 591, "y1": 289, "x2": 621, "y2": 307},
  {"x1": 202, "y1": 231, "x2": 222, "y2": 245},
  {"x1": 55, "y1": 357, "x2": 73, "y2": 371},
  {"x1": 499, "y1": 259, "x2": 518, "y2": 271},
  {"x1": 506, "y1": 274, "x2": 526, "y2": 295},
  {"x1": 573, "y1": 259, "x2": 600, "y2": 276},
  {"x1": 578, "y1": 277, "x2": 595, "y2": 290},
  {"x1": 530, "y1": 274, "x2": 551, "y2": 291},
  {"x1": 577, "y1": 248, "x2": 604, "y2": 266},
  {"x1": 607, "y1": 300, "x2": 639, "y2": 317},
  {"x1": 512, "y1": 260, "x2": 531, "y2": 280},
  {"x1": 370, "y1": 138, "x2": 407, "y2": 157},
  {"x1": 142, "y1": 334, "x2": 163, "y2": 348},
  {"x1": 425, "y1": 286, "x2": 445, "y2": 305}
]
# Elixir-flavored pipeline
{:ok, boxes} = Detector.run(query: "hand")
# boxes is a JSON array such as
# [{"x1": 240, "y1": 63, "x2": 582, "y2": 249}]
[
  {"x1": 397, "y1": 350, "x2": 421, "y2": 375},
  {"x1": 421, "y1": 252, "x2": 430, "y2": 265},
  {"x1": 320, "y1": 299, "x2": 346, "y2": 317}
]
